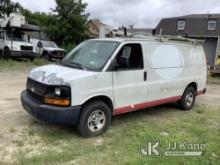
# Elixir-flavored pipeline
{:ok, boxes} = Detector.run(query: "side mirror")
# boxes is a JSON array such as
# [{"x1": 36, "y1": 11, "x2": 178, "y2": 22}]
[{"x1": 37, "y1": 41, "x2": 43, "y2": 48}]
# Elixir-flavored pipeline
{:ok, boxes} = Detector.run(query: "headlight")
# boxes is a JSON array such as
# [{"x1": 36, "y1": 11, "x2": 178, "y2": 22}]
[
  {"x1": 44, "y1": 86, "x2": 71, "y2": 106},
  {"x1": 55, "y1": 88, "x2": 61, "y2": 96}
]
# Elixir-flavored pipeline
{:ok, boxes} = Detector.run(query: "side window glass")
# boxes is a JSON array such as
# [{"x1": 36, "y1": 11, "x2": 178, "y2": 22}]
[
  {"x1": 0, "y1": 32, "x2": 4, "y2": 40},
  {"x1": 115, "y1": 44, "x2": 143, "y2": 70}
]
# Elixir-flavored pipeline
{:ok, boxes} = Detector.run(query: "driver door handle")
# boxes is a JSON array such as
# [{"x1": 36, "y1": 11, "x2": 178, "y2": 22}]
[{"x1": 144, "y1": 71, "x2": 147, "y2": 81}]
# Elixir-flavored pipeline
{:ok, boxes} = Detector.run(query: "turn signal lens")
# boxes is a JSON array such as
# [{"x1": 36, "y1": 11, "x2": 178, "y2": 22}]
[{"x1": 44, "y1": 97, "x2": 70, "y2": 106}]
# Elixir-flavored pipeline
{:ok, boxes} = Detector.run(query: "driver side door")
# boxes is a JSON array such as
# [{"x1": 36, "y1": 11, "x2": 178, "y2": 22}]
[{"x1": 111, "y1": 43, "x2": 147, "y2": 115}]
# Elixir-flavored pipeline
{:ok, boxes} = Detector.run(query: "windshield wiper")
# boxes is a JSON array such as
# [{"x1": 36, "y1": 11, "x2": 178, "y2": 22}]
[
  {"x1": 70, "y1": 62, "x2": 83, "y2": 69},
  {"x1": 67, "y1": 61, "x2": 87, "y2": 70},
  {"x1": 60, "y1": 61, "x2": 88, "y2": 70}
]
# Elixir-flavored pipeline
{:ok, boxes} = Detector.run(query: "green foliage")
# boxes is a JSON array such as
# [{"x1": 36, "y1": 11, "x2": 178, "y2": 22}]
[
  {"x1": 21, "y1": 0, "x2": 89, "y2": 47},
  {"x1": 0, "y1": 0, "x2": 22, "y2": 16},
  {"x1": 51, "y1": 0, "x2": 88, "y2": 45},
  {"x1": 1, "y1": 0, "x2": 88, "y2": 48}
]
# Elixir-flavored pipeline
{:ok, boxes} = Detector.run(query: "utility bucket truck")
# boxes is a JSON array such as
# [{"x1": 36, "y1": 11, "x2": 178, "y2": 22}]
[{"x1": 0, "y1": 13, "x2": 39, "y2": 60}]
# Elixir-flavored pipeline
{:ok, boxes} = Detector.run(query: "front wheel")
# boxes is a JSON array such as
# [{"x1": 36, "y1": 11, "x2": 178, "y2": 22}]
[
  {"x1": 77, "y1": 101, "x2": 112, "y2": 137},
  {"x1": 177, "y1": 87, "x2": 196, "y2": 110}
]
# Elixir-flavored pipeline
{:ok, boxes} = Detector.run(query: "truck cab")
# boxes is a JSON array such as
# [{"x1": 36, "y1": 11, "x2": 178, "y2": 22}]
[
  {"x1": 21, "y1": 37, "x2": 207, "y2": 137},
  {"x1": 0, "y1": 29, "x2": 38, "y2": 60}
]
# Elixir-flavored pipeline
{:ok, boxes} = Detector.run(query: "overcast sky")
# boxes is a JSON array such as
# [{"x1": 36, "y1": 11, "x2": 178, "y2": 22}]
[{"x1": 12, "y1": 0, "x2": 220, "y2": 28}]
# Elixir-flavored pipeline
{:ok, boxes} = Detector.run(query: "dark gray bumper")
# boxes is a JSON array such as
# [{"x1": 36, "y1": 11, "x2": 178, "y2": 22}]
[
  {"x1": 11, "y1": 51, "x2": 40, "y2": 58},
  {"x1": 20, "y1": 90, "x2": 81, "y2": 125},
  {"x1": 49, "y1": 52, "x2": 66, "y2": 59}
]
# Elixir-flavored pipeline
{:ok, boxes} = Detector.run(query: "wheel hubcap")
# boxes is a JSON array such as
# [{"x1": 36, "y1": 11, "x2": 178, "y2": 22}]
[
  {"x1": 186, "y1": 92, "x2": 194, "y2": 107},
  {"x1": 88, "y1": 110, "x2": 106, "y2": 132}
]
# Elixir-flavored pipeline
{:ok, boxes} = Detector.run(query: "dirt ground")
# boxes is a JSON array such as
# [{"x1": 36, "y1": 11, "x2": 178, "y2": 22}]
[{"x1": 0, "y1": 70, "x2": 219, "y2": 145}]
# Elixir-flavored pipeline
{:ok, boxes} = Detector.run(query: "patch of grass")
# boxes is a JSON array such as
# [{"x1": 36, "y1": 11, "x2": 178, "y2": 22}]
[
  {"x1": 10, "y1": 105, "x2": 220, "y2": 165},
  {"x1": 0, "y1": 58, "x2": 53, "y2": 71},
  {"x1": 26, "y1": 127, "x2": 36, "y2": 136},
  {"x1": 9, "y1": 127, "x2": 16, "y2": 133},
  {"x1": 195, "y1": 108, "x2": 205, "y2": 114},
  {"x1": 207, "y1": 75, "x2": 220, "y2": 84},
  {"x1": 13, "y1": 139, "x2": 24, "y2": 147}
]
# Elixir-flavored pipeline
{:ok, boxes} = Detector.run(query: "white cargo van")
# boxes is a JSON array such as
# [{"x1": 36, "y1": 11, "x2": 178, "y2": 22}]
[{"x1": 21, "y1": 36, "x2": 207, "y2": 137}]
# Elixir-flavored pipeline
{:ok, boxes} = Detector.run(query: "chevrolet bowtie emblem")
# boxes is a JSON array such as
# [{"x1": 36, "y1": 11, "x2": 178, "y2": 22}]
[{"x1": 31, "y1": 87, "x2": 35, "y2": 92}]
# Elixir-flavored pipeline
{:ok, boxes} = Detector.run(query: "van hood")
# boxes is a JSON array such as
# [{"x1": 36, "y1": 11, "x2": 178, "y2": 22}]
[
  {"x1": 28, "y1": 64, "x2": 97, "y2": 85},
  {"x1": 44, "y1": 47, "x2": 65, "y2": 52}
]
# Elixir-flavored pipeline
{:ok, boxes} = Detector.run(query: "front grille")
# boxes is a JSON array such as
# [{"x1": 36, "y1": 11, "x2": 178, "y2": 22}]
[
  {"x1": 21, "y1": 45, "x2": 33, "y2": 51},
  {"x1": 26, "y1": 78, "x2": 47, "y2": 101}
]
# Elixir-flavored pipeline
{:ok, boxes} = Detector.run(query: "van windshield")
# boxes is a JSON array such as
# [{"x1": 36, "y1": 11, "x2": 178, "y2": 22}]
[
  {"x1": 42, "y1": 41, "x2": 58, "y2": 48},
  {"x1": 61, "y1": 40, "x2": 119, "y2": 71},
  {"x1": 6, "y1": 31, "x2": 25, "y2": 42}
]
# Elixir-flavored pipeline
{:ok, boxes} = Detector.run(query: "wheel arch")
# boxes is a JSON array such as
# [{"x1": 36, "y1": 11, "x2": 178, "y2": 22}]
[
  {"x1": 81, "y1": 95, "x2": 114, "y2": 114},
  {"x1": 4, "y1": 46, "x2": 10, "y2": 51},
  {"x1": 184, "y1": 82, "x2": 198, "y2": 94}
]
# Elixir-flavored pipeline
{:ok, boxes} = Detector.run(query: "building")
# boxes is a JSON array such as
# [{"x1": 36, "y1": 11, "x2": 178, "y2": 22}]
[
  {"x1": 86, "y1": 19, "x2": 113, "y2": 38},
  {"x1": 155, "y1": 14, "x2": 220, "y2": 65}
]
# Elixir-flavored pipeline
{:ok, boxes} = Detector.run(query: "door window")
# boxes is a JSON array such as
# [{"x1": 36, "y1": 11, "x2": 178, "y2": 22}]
[
  {"x1": 0, "y1": 32, "x2": 4, "y2": 40},
  {"x1": 114, "y1": 44, "x2": 143, "y2": 70}
]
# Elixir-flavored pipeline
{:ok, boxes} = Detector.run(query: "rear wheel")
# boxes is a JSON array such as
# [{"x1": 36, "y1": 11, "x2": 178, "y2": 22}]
[
  {"x1": 177, "y1": 87, "x2": 196, "y2": 110},
  {"x1": 77, "y1": 101, "x2": 112, "y2": 137},
  {"x1": 28, "y1": 57, "x2": 34, "y2": 62},
  {"x1": 0, "y1": 50, "x2": 3, "y2": 59},
  {"x1": 3, "y1": 48, "x2": 10, "y2": 59}
]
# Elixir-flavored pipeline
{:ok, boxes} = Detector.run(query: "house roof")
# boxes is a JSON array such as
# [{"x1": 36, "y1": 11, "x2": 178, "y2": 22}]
[
  {"x1": 155, "y1": 13, "x2": 220, "y2": 38},
  {"x1": 86, "y1": 19, "x2": 112, "y2": 38},
  {"x1": 169, "y1": 14, "x2": 220, "y2": 19}
]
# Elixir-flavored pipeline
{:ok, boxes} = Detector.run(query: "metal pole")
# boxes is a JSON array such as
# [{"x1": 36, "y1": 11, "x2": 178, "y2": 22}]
[{"x1": 10, "y1": 28, "x2": 14, "y2": 56}]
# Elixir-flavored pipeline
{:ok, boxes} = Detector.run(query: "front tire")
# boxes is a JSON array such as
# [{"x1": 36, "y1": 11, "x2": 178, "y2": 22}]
[
  {"x1": 77, "y1": 101, "x2": 112, "y2": 137},
  {"x1": 178, "y1": 87, "x2": 196, "y2": 110}
]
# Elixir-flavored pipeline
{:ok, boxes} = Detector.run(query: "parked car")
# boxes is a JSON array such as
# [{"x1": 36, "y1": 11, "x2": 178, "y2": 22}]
[
  {"x1": 0, "y1": 30, "x2": 39, "y2": 61},
  {"x1": 21, "y1": 37, "x2": 207, "y2": 137},
  {"x1": 31, "y1": 39, "x2": 66, "y2": 60}
]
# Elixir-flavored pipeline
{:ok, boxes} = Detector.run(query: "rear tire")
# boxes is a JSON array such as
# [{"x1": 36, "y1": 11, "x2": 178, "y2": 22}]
[
  {"x1": 0, "y1": 50, "x2": 3, "y2": 59},
  {"x1": 28, "y1": 57, "x2": 34, "y2": 62},
  {"x1": 177, "y1": 87, "x2": 196, "y2": 110},
  {"x1": 3, "y1": 48, "x2": 10, "y2": 60},
  {"x1": 77, "y1": 101, "x2": 112, "y2": 137}
]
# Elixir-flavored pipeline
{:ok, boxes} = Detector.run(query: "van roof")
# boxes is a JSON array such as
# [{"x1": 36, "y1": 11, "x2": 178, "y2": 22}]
[{"x1": 91, "y1": 35, "x2": 203, "y2": 45}]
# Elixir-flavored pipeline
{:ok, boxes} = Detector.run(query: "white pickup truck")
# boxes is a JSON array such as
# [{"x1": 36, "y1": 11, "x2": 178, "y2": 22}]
[
  {"x1": 31, "y1": 39, "x2": 66, "y2": 60},
  {"x1": 0, "y1": 29, "x2": 38, "y2": 60},
  {"x1": 21, "y1": 37, "x2": 207, "y2": 137}
]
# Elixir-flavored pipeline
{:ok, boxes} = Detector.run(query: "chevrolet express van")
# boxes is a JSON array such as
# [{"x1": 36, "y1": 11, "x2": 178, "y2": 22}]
[{"x1": 21, "y1": 37, "x2": 207, "y2": 137}]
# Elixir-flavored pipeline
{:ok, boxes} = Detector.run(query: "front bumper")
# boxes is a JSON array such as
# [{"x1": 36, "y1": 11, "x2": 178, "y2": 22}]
[
  {"x1": 49, "y1": 51, "x2": 66, "y2": 59},
  {"x1": 11, "y1": 51, "x2": 40, "y2": 58},
  {"x1": 20, "y1": 90, "x2": 81, "y2": 125}
]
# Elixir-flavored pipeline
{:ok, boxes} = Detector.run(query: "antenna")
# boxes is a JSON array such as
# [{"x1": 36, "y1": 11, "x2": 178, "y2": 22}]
[
  {"x1": 0, "y1": 0, "x2": 3, "y2": 17},
  {"x1": 159, "y1": 28, "x2": 163, "y2": 41}
]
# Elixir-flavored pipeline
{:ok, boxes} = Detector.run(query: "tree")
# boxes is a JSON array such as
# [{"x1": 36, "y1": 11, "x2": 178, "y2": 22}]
[
  {"x1": 1, "y1": 0, "x2": 89, "y2": 49},
  {"x1": 51, "y1": 0, "x2": 89, "y2": 46},
  {"x1": 0, "y1": 0, "x2": 22, "y2": 16}
]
